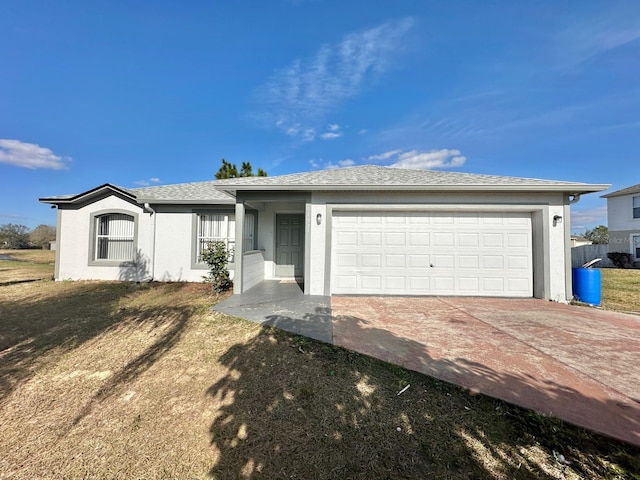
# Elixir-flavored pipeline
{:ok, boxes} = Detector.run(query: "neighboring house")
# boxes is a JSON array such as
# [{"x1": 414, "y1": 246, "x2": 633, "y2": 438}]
[
  {"x1": 570, "y1": 236, "x2": 592, "y2": 247},
  {"x1": 40, "y1": 165, "x2": 608, "y2": 302},
  {"x1": 602, "y1": 183, "x2": 640, "y2": 265}
]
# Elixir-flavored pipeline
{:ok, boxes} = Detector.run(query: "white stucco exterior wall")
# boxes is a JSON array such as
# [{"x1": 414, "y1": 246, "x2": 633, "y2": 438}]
[
  {"x1": 307, "y1": 202, "x2": 328, "y2": 295},
  {"x1": 56, "y1": 198, "x2": 238, "y2": 283},
  {"x1": 56, "y1": 195, "x2": 152, "y2": 281}
]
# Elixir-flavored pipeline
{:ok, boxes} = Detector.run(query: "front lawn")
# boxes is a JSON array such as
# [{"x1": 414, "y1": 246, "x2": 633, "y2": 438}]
[
  {"x1": 0, "y1": 255, "x2": 639, "y2": 479},
  {"x1": 601, "y1": 267, "x2": 640, "y2": 313}
]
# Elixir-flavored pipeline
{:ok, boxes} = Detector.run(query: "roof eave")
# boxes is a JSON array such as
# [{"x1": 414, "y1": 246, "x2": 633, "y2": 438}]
[
  {"x1": 136, "y1": 198, "x2": 235, "y2": 205},
  {"x1": 216, "y1": 183, "x2": 611, "y2": 194}
]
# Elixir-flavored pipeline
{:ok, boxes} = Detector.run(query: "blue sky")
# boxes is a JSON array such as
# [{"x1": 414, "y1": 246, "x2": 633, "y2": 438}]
[{"x1": 1, "y1": 1, "x2": 638, "y2": 232}]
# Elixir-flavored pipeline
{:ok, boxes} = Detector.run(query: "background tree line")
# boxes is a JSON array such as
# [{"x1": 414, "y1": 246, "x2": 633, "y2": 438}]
[{"x1": 0, "y1": 224, "x2": 56, "y2": 249}]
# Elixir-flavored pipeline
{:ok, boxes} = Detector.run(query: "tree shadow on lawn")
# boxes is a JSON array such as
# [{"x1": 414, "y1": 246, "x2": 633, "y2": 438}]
[
  {"x1": 206, "y1": 310, "x2": 640, "y2": 479},
  {"x1": 0, "y1": 281, "x2": 195, "y2": 413}
]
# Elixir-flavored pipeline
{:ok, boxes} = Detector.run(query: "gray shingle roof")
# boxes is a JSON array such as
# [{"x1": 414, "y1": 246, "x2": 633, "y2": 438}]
[
  {"x1": 40, "y1": 181, "x2": 234, "y2": 204},
  {"x1": 129, "y1": 181, "x2": 234, "y2": 203},
  {"x1": 40, "y1": 166, "x2": 609, "y2": 205},
  {"x1": 214, "y1": 165, "x2": 608, "y2": 193},
  {"x1": 601, "y1": 184, "x2": 640, "y2": 198}
]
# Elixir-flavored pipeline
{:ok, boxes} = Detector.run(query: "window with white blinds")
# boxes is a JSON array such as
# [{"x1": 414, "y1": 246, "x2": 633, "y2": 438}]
[
  {"x1": 196, "y1": 212, "x2": 256, "y2": 263},
  {"x1": 197, "y1": 214, "x2": 236, "y2": 262},
  {"x1": 95, "y1": 213, "x2": 135, "y2": 260}
]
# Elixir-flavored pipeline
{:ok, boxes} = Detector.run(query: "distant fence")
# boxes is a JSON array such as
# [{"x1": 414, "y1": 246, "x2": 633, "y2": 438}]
[{"x1": 571, "y1": 244, "x2": 613, "y2": 268}]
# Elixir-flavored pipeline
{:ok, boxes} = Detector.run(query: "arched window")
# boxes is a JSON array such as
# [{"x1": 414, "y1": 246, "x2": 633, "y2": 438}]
[{"x1": 94, "y1": 213, "x2": 135, "y2": 261}]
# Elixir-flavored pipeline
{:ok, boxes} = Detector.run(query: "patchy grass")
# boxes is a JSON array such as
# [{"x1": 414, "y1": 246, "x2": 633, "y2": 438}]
[
  {"x1": 0, "y1": 249, "x2": 55, "y2": 286},
  {"x1": 601, "y1": 268, "x2": 640, "y2": 313},
  {"x1": 1, "y1": 259, "x2": 639, "y2": 478}
]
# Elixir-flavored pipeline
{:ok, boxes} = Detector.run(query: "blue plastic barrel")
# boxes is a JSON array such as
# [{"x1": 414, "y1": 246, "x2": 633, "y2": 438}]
[{"x1": 572, "y1": 268, "x2": 601, "y2": 306}]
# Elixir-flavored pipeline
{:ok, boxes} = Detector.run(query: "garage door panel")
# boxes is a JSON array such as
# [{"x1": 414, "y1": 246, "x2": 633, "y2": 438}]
[
  {"x1": 506, "y1": 233, "x2": 529, "y2": 247},
  {"x1": 458, "y1": 233, "x2": 479, "y2": 246},
  {"x1": 331, "y1": 211, "x2": 532, "y2": 297},
  {"x1": 459, "y1": 277, "x2": 480, "y2": 291},
  {"x1": 385, "y1": 232, "x2": 406, "y2": 245},
  {"x1": 507, "y1": 256, "x2": 529, "y2": 269},
  {"x1": 409, "y1": 232, "x2": 430, "y2": 246},
  {"x1": 482, "y1": 255, "x2": 504, "y2": 269},
  {"x1": 361, "y1": 275, "x2": 382, "y2": 289},
  {"x1": 385, "y1": 254, "x2": 406, "y2": 268},
  {"x1": 384, "y1": 276, "x2": 406, "y2": 290},
  {"x1": 434, "y1": 233, "x2": 455, "y2": 246},
  {"x1": 409, "y1": 254, "x2": 431, "y2": 268},
  {"x1": 482, "y1": 233, "x2": 504, "y2": 247},
  {"x1": 336, "y1": 231, "x2": 357, "y2": 246},
  {"x1": 483, "y1": 277, "x2": 505, "y2": 291},
  {"x1": 361, "y1": 232, "x2": 382, "y2": 245},
  {"x1": 458, "y1": 255, "x2": 480, "y2": 268},
  {"x1": 433, "y1": 254, "x2": 454, "y2": 268}
]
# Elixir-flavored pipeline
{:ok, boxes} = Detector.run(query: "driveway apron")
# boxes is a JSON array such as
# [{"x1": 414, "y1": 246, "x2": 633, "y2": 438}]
[{"x1": 331, "y1": 296, "x2": 640, "y2": 447}]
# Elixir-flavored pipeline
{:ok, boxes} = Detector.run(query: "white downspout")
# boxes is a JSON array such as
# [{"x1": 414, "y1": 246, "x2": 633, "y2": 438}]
[{"x1": 143, "y1": 203, "x2": 156, "y2": 282}]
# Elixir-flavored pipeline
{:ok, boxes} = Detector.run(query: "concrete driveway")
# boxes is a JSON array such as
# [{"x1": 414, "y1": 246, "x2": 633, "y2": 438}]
[{"x1": 332, "y1": 297, "x2": 640, "y2": 447}]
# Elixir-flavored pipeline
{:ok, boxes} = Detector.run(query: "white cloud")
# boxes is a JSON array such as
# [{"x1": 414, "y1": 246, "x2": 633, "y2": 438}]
[
  {"x1": 328, "y1": 123, "x2": 340, "y2": 131},
  {"x1": 367, "y1": 149, "x2": 402, "y2": 161},
  {"x1": 0, "y1": 139, "x2": 70, "y2": 170},
  {"x1": 326, "y1": 159, "x2": 356, "y2": 169},
  {"x1": 320, "y1": 131, "x2": 343, "y2": 140},
  {"x1": 571, "y1": 205, "x2": 607, "y2": 232},
  {"x1": 392, "y1": 149, "x2": 466, "y2": 169},
  {"x1": 302, "y1": 129, "x2": 315, "y2": 142},
  {"x1": 358, "y1": 129, "x2": 368, "y2": 135},
  {"x1": 134, "y1": 177, "x2": 161, "y2": 187},
  {"x1": 257, "y1": 17, "x2": 416, "y2": 138},
  {"x1": 367, "y1": 148, "x2": 466, "y2": 169},
  {"x1": 558, "y1": 8, "x2": 640, "y2": 67}
]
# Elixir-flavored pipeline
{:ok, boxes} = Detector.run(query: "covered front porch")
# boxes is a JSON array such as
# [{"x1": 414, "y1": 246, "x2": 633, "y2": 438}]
[{"x1": 233, "y1": 191, "x2": 318, "y2": 295}]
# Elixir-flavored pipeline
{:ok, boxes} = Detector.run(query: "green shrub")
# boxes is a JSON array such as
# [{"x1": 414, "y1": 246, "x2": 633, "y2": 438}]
[
  {"x1": 607, "y1": 252, "x2": 633, "y2": 268},
  {"x1": 201, "y1": 241, "x2": 233, "y2": 293}
]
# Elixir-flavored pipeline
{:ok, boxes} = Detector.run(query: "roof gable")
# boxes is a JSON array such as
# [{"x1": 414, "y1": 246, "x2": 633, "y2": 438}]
[{"x1": 39, "y1": 183, "x2": 136, "y2": 204}]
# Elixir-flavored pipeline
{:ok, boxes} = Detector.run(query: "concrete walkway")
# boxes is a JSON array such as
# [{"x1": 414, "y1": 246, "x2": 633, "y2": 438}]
[
  {"x1": 213, "y1": 280, "x2": 332, "y2": 343},
  {"x1": 214, "y1": 283, "x2": 640, "y2": 447}
]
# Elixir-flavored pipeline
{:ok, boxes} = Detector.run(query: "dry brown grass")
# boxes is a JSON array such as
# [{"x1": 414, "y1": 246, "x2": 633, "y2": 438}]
[
  {"x1": 0, "y1": 249, "x2": 55, "y2": 285},
  {"x1": 601, "y1": 268, "x2": 640, "y2": 313},
  {"x1": 1, "y1": 259, "x2": 639, "y2": 479}
]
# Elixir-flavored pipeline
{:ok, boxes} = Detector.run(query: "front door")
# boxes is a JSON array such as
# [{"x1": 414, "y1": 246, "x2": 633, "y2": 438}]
[{"x1": 275, "y1": 214, "x2": 304, "y2": 278}]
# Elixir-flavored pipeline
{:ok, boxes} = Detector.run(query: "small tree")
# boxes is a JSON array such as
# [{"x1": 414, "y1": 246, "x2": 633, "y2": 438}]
[
  {"x1": 215, "y1": 158, "x2": 267, "y2": 179},
  {"x1": 584, "y1": 225, "x2": 608, "y2": 244},
  {"x1": 201, "y1": 241, "x2": 233, "y2": 293},
  {"x1": 29, "y1": 224, "x2": 56, "y2": 249},
  {"x1": 0, "y1": 223, "x2": 30, "y2": 249}
]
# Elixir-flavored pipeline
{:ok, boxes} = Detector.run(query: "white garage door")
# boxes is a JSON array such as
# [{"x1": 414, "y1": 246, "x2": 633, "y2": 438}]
[{"x1": 331, "y1": 211, "x2": 532, "y2": 297}]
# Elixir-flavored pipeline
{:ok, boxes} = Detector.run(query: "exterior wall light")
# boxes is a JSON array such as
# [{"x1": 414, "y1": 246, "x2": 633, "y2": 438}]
[
  {"x1": 553, "y1": 215, "x2": 562, "y2": 226},
  {"x1": 316, "y1": 213, "x2": 322, "y2": 225}
]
